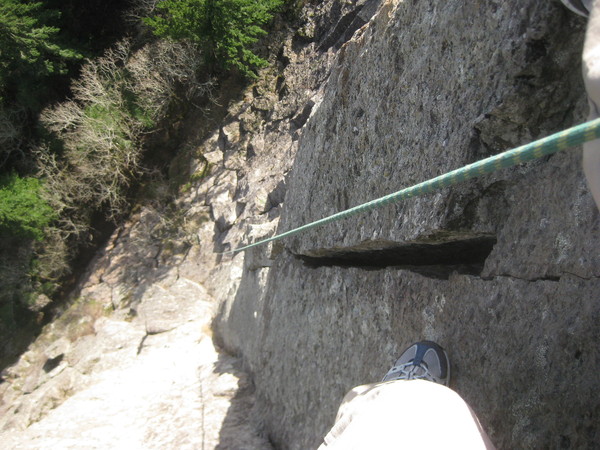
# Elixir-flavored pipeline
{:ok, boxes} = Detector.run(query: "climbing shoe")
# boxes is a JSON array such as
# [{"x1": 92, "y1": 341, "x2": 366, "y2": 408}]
[
  {"x1": 561, "y1": 0, "x2": 592, "y2": 17},
  {"x1": 382, "y1": 341, "x2": 450, "y2": 386}
]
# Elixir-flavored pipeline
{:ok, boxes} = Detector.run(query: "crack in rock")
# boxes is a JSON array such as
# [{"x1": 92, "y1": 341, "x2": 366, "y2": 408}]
[{"x1": 294, "y1": 235, "x2": 496, "y2": 279}]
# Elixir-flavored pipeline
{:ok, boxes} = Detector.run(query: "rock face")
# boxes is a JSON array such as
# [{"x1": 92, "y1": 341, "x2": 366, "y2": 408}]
[
  {"x1": 215, "y1": 0, "x2": 600, "y2": 449},
  {"x1": 0, "y1": 261, "x2": 272, "y2": 449}
]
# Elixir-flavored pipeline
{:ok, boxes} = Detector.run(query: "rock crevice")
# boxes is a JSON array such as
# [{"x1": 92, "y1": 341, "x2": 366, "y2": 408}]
[{"x1": 294, "y1": 234, "x2": 496, "y2": 279}]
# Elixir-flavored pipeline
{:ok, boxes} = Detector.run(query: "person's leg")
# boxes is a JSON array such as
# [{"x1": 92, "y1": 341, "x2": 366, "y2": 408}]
[
  {"x1": 319, "y1": 342, "x2": 494, "y2": 449},
  {"x1": 582, "y1": 0, "x2": 600, "y2": 209},
  {"x1": 320, "y1": 380, "x2": 494, "y2": 449}
]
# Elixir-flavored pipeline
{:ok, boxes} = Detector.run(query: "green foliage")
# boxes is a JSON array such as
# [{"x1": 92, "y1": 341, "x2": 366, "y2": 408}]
[
  {"x1": 0, "y1": 173, "x2": 55, "y2": 240},
  {"x1": 84, "y1": 103, "x2": 124, "y2": 131},
  {"x1": 0, "y1": 0, "x2": 82, "y2": 106},
  {"x1": 144, "y1": 0, "x2": 283, "y2": 77},
  {"x1": 122, "y1": 89, "x2": 156, "y2": 129}
]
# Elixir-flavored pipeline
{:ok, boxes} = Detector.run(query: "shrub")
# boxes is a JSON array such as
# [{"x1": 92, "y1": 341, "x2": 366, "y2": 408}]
[
  {"x1": 40, "y1": 41, "x2": 155, "y2": 220},
  {"x1": 34, "y1": 38, "x2": 214, "y2": 284},
  {"x1": 39, "y1": 39, "x2": 214, "y2": 221},
  {"x1": 0, "y1": 173, "x2": 55, "y2": 240}
]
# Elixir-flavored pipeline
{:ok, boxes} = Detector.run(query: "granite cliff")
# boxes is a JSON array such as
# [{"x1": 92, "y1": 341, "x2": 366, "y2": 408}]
[{"x1": 2, "y1": 0, "x2": 599, "y2": 448}]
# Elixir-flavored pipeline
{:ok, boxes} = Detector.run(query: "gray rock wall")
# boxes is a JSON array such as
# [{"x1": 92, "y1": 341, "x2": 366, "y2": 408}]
[{"x1": 216, "y1": 0, "x2": 600, "y2": 448}]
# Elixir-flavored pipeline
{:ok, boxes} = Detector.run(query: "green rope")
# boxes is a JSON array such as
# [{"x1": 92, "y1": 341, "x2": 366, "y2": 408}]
[{"x1": 221, "y1": 117, "x2": 600, "y2": 254}]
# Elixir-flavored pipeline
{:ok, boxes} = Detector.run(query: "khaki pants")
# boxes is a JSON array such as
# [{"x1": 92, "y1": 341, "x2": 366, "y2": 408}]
[
  {"x1": 319, "y1": 380, "x2": 494, "y2": 449},
  {"x1": 583, "y1": 1, "x2": 600, "y2": 208}
]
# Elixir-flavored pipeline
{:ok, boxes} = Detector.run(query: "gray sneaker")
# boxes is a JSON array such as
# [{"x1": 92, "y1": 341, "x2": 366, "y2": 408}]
[
  {"x1": 561, "y1": 0, "x2": 592, "y2": 17},
  {"x1": 382, "y1": 341, "x2": 450, "y2": 386}
]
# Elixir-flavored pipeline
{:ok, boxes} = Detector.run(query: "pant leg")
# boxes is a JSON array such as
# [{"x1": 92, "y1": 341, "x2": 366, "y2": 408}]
[
  {"x1": 583, "y1": 0, "x2": 600, "y2": 209},
  {"x1": 319, "y1": 380, "x2": 494, "y2": 450}
]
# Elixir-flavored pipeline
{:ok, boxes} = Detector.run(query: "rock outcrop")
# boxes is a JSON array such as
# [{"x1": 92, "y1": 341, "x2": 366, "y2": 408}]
[{"x1": 0, "y1": 245, "x2": 271, "y2": 448}]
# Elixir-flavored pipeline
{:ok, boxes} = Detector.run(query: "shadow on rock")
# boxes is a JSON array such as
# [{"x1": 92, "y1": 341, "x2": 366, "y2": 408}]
[{"x1": 210, "y1": 351, "x2": 273, "y2": 449}]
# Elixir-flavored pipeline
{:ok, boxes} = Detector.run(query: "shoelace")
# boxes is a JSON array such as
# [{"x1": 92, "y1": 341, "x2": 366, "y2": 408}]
[{"x1": 387, "y1": 361, "x2": 438, "y2": 383}]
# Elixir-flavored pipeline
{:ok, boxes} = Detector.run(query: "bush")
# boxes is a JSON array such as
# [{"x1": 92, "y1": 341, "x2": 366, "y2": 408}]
[
  {"x1": 40, "y1": 41, "x2": 157, "y2": 221},
  {"x1": 33, "y1": 38, "x2": 214, "y2": 284},
  {"x1": 0, "y1": 173, "x2": 55, "y2": 240},
  {"x1": 39, "y1": 39, "x2": 213, "y2": 220},
  {"x1": 144, "y1": 0, "x2": 283, "y2": 77}
]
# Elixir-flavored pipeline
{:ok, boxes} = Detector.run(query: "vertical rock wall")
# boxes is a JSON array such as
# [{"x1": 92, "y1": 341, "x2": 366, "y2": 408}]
[{"x1": 216, "y1": 0, "x2": 600, "y2": 448}]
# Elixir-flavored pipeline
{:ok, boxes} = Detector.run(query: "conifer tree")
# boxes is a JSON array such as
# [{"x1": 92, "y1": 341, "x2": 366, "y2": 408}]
[
  {"x1": 0, "y1": 0, "x2": 81, "y2": 106},
  {"x1": 144, "y1": 0, "x2": 283, "y2": 77}
]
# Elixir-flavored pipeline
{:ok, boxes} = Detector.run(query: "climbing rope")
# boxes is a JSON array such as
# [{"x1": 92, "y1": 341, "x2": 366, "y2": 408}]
[{"x1": 221, "y1": 117, "x2": 600, "y2": 255}]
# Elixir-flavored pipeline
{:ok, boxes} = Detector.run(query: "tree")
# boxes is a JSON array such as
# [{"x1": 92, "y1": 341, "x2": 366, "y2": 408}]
[
  {"x1": 144, "y1": 0, "x2": 283, "y2": 77},
  {"x1": 0, "y1": 0, "x2": 81, "y2": 107}
]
